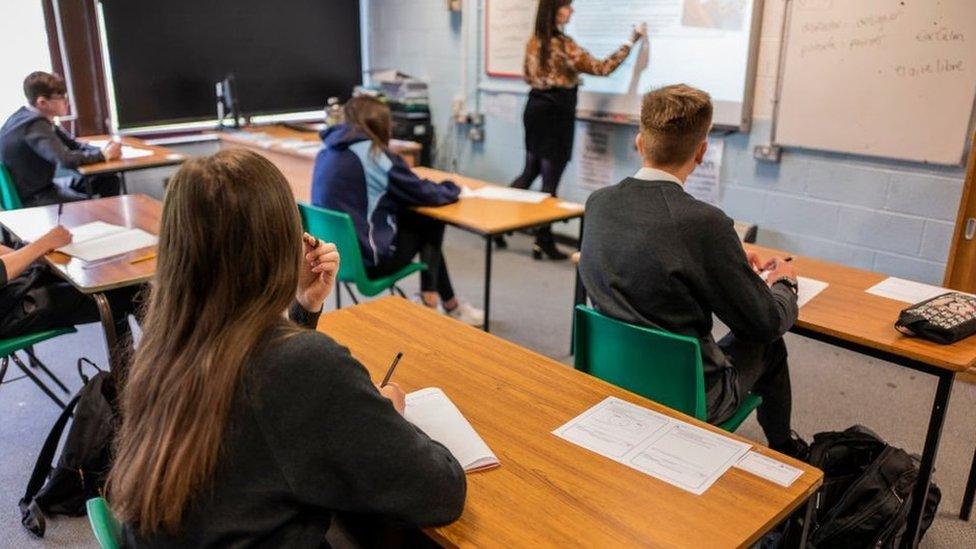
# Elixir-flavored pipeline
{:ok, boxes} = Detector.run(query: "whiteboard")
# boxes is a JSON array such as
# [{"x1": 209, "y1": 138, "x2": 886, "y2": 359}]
[
  {"x1": 775, "y1": 0, "x2": 976, "y2": 165},
  {"x1": 484, "y1": 0, "x2": 763, "y2": 129}
]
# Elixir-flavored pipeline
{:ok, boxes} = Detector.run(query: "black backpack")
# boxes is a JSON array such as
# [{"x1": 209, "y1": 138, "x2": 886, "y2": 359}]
[
  {"x1": 780, "y1": 425, "x2": 941, "y2": 548},
  {"x1": 19, "y1": 359, "x2": 118, "y2": 538}
]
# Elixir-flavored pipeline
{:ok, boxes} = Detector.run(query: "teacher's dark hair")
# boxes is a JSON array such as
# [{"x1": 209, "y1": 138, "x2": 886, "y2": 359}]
[{"x1": 534, "y1": 0, "x2": 572, "y2": 70}]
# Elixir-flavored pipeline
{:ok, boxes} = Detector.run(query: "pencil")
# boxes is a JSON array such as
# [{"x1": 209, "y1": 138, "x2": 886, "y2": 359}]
[
  {"x1": 129, "y1": 253, "x2": 156, "y2": 264},
  {"x1": 57, "y1": 203, "x2": 63, "y2": 225},
  {"x1": 380, "y1": 352, "x2": 404, "y2": 387}
]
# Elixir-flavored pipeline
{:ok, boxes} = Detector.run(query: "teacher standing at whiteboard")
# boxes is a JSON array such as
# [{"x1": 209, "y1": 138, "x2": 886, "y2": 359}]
[{"x1": 499, "y1": 0, "x2": 646, "y2": 260}]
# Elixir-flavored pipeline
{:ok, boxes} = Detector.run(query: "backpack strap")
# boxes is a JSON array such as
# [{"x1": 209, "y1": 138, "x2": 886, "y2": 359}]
[{"x1": 20, "y1": 393, "x2": 81, "y2": 507}]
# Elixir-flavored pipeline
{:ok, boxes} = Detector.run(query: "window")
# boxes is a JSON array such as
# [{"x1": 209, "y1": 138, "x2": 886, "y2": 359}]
[{"x1": 0, "y1": 1, "x2": 52, "y2": 117}]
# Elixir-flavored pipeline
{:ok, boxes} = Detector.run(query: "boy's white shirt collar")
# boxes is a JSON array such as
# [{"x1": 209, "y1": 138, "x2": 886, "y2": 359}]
[{"x1": 633, "y1": 167, "x2": 683, "y2": 186}]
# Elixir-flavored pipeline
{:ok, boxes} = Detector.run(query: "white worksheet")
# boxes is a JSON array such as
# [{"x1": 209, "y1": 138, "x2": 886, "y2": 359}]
[
  {"x1": 405, "y1": 388, "x2": 499, "y2": 472},
  {"x1": 866, "y1": 278, "x2": 962, "y2": 304},
  {"x1": 59, "y1": 221, "x2": 157, "y2": 262},
  {"x1": 734, "y1": 451, "x2": 803, "y2": 488},
  {"x1": 553, "y1": 397, "x2": 751, "y2": 495},
  {"x1": 84, "y1": 140, "x2": 154, "y2": 159},
  {"x1": 797, "y1": 277, "x2": 829, "y2": 308},
  {"x1": 462, "y1": 186, "x2": 550, "y2": 204}
]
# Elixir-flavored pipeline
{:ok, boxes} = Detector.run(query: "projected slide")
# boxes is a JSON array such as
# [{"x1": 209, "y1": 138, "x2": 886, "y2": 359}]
[{"x1": 565, "y1": 0, "x2": 756, "y2": 128}]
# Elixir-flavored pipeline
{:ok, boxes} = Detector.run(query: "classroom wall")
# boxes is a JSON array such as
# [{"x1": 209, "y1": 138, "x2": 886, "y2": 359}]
[{"x1": 365, "y1": 0, "x2": 970, "y2": 285}]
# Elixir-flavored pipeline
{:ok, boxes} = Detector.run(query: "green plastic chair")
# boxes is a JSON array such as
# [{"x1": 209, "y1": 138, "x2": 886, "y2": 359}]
[
  {"x1": 298, "y1": 203, "x2": 426, "y2": 308},
  {"x1": 0, "y1": 328, "x2": 76, "y2": 409},
  {"x1": 0, "y1": 163, "x2": 24, "y2": 210},
  {"x1": 86, "y1": 497, "x2": 122, "y2": 549},
  {"x1": 573, "y1": 305, "x2": 761, "y2": 432}
]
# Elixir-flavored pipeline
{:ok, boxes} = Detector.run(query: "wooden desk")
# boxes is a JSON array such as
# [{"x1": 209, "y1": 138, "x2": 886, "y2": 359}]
[
  {"x1": 742, "y1": 244, "x2": 971, "y2": 545},
  {"x1": 412, "y1": 167, "x2": 585, "y2": 332},
  {"x1": 319, "y1": 297, "x2": 823, "y2": 548},
  {"x1": 0, "y1": 195, "x2": 161, "y2": 370},
  {"x1": 216, "y1": 124, "x2": 421, "y2": 201},
  {"x1": 77, "y1": 136, "x2": 185, "y2": 193}
]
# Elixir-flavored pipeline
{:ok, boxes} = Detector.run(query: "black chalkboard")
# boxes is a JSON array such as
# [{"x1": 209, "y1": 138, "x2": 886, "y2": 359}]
[{"x1": 100, "y1": 0, "x2": 362, "y2": 129}]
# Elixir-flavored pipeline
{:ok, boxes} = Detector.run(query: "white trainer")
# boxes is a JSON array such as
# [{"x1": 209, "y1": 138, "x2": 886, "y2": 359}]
[{"x1": 445, "y1": 300, "x2": 485, "y2": 327}]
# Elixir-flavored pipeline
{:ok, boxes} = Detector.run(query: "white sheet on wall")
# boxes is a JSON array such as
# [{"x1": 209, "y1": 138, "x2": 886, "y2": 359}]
[
  {"x1": 684, "y1": 138, "x2": 725, "y2": 205},
  {"x1": 577, "y1": 123, "x2": 616, "y2": 190}
]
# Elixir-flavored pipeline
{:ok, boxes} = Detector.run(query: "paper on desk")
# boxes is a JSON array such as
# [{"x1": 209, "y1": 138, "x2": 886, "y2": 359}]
[
  {"x1": 734, "y1": 451, "x2": 803, "y2": 487},
  {"x1": 84, "y1": 140, "x2": 154, "y2": 160},
  {"x1": 557, "y1": 201, "x2": 584, "y2": 211},
  {"x1": 405, "y1": 387, "x2": 499, "y2": 473},
  {"x1": 462, "y1": 186, "x2": 550, "y2": 204},
  {"x1": 866, "y1": 277, "x2": 963, "y2": 304},
  {"x1": 59, "y1": 221, "x2": 157, "y2": 262},
  {"x1": 759, "y1": 272, "x2": 828, "y2": 309},
  {"x1": 553, "y1": 397, "x2": 751, "y2": 495}
]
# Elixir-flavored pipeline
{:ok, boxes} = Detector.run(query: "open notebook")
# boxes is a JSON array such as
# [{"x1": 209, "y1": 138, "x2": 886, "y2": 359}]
[
  {"x1": 59, "y1": 221, "x2": 158, "y2": 262},
  {"x1": 404, "y1": 387, "x2": 499, "y2": 473},
  {"x1": 84, "y1": 139, "x2": 155, "y2": 159}
]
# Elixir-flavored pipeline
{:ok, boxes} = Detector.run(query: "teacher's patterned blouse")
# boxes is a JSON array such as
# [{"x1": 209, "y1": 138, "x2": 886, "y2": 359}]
[{"x1": 524, "y1": 34, "x2": 632, "y2": 90}]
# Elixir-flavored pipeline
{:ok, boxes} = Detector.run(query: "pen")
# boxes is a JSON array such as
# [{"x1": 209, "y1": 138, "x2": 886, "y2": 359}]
[
  {"x1": 129, "y1": 253, "x2": 156, "y2": 264},
  {"x1": 380, "y1": 352, "x2": 404, "y2": 388},
  {"x1": 57, "y1": 203, "x2": 63, "y2": 225}
]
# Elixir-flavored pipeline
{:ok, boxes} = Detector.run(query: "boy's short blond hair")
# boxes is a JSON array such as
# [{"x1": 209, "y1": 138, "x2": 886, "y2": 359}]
[{"x1": 640, "y1": 84, "x2": 713, "y2": 168}]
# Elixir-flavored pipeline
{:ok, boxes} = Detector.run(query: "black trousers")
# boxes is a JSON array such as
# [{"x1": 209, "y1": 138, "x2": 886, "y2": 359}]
[
  {"x1": 0, "y1": 270, "x2": 141, "y2": 348},
  {"x1": 709, "y1": 334, "x2": 793, "y2": 446},
  {"x1": 510, "y1": 152, "x2": 569, "y2": 245},
  {"x1": 23, "y1": 174, "x2": 121, "y2": 207},
  {"x1": 366, "y1": 211, "x2": 455, "y2": 302}
]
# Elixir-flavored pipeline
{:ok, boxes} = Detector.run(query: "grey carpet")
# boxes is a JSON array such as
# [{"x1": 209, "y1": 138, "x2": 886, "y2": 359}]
[{"x1": 1, "y1": 228, "x2": 973, "y2": 547}]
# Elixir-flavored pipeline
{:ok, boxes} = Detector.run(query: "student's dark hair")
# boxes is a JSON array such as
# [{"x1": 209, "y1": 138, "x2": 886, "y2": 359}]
[
  {"x1": 108, "y1": 149, "x2": 304, "y2": 535},
  {"x1": 343, "y1": 96, "x2": 392, "y2": 155},
  {"x1": 640, "y1": 84, "x2": 713, "y2": 168},
  {"x1": 23, "y1": 71, "x2": 67, "y2": 106},
  {"x1": 534, "y1": 0, "x2": 572, "y2": 70}
]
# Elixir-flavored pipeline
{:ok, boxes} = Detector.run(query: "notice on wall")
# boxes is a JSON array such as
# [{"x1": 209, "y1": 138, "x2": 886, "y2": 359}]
[
  {"x1": 482, "y1": 92, "x2": 522, "y2": 125},
  {"x1": 684, "y1": 138, "x2": 725, "y2": 205},
  {"x1": 577, "y1": 123, "x2": 616, "y2": 190}
]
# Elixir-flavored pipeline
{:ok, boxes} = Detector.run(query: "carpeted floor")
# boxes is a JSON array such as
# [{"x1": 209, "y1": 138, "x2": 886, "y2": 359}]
[{"x1": 1, "y1": 229, "x2": 973, "y2": 547}]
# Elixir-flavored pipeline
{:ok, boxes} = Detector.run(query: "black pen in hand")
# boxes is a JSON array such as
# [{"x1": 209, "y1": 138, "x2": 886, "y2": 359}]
[{"x1": 380, "y1": 352, "x2": 404, "y2": 388}]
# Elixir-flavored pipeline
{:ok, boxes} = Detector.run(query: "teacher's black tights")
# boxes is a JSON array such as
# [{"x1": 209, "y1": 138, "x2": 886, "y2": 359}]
[{"x1": 510, "y1": 152, "x2": 568, "y2": 244}]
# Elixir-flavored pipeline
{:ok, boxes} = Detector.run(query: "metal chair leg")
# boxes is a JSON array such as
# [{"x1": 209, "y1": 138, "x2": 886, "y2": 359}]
[
  {"x1": 25, "y1": 347, "x2": 70, "y2": 393},
  {"x1": 10, "y1": 352, "x2": 66, "y2": 409},
  {"x1": 343, "y1": 282, "x2": 360, "y2": 305},
  {"x1": 393, "y1": 285, "x2": 407, "y2": 298}
]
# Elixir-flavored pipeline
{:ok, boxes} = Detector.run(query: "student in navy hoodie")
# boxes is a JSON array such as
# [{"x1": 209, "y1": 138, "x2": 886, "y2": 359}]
[
  {"x1": 0, "y1": 72, "x2": 122, "y2": 206},
  {"x1": 312, "y1": 96, "x2": 484, "y2": 326}
]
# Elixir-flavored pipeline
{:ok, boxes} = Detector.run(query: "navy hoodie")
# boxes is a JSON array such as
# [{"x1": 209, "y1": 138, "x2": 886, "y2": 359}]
[
  {"x1": 311, "y1": 125, "x2": 460, "y2": 268},
  {"x1": 0, "y1": 106, "x2": 104, "y2": 200}
]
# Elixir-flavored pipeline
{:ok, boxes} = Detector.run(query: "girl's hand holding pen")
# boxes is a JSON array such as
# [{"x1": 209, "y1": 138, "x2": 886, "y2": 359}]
[{"x1": 296, "y1": 233, "x2": 340, "y2": 312}]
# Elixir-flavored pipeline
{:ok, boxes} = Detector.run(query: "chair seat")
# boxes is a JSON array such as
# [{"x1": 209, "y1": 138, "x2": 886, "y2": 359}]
[
  {"x1": 0, "y1": 328, "x2": 77, "y2": 357},
  {"x1": 86, "y1": 497, "x2": 122, "y2": 549},
  {"x1": 717, "y1": 393, "x2": 763, "y2": 433},
  {"x1": 353, "y1": 262, "x2": 427, "y2": 298}
]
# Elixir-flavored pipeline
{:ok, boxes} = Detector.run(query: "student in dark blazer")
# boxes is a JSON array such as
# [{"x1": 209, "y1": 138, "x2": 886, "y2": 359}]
[
  {"x1": 0, "y1": 72, "x2": 121, "y2": 207},
  {"x1": 109, "y1": 150, "x2": 466, "y2": 547},
  {"x1": 579, "y1": 84, "x2": 807, "y2": 458},
  {"x1": 0, "y1": 225, "x2": 138, "y2": 341}
]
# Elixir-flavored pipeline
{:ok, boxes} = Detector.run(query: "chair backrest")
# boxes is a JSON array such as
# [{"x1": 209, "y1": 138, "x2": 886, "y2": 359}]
[
  {"x1": 573, "y1": 305, "x2": 707, "y2": 421},
  {"x1": 297, "y1": 202, "x2": 366, "y2": 285},
  {"x1": 86, "y1": 497, "x2": 122, "y2": 549},
  {"x1": 0, "y1": 163, "x2": 23, "y2": 210}
]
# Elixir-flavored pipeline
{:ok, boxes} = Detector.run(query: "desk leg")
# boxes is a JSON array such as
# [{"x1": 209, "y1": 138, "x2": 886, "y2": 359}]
[
  {"x1": 798, "y1": 492, "x2": 816, "y2": 549},
  {"x1": 961, "y1": 444, "x2": 976, "y2": 521},
  {"x1": 570, "y1": 219, "x2": 586, "y2": 355},
  {"x1": 901, "y1": 372, "x2": 954, "y2": 548},
  {"x1": 94, "y1": 293, "x2": 120, "y2": 372},
  {"x1": 483, "y1": 236, "x2": 492, "y2": 332},
  {"x1": 120, "y1": 172, "x2": 128, "y2": 195}
]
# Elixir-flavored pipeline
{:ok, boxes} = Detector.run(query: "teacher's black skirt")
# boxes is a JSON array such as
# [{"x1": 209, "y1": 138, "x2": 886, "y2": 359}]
[{"x1": 523, "y1": 86, "x2": 578, "y2": 164}]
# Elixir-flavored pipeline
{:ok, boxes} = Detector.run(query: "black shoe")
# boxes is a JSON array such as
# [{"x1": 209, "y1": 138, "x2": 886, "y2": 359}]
[
  {"x1": 493, "y1": 235, "x2": 508, "y2": 249},
  {"x1": 771, "y1": 431, "x2": 810, "y2": 461},
  {"x1": 532, "y1": 241, "x2": 568, "y2": 261}
]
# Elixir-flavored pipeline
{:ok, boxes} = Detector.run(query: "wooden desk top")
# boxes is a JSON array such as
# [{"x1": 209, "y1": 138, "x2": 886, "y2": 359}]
[
  {"x1": 318, "y1": 297, "x2": 822, "y2": 548},
  {"x1": 746, "y1": 244, "x2": 976, "y2": 372},
  {"x1": 77, "y1": 135, "x2": 185, "y2": 175},
  {"x1": 0, "y1": 195, "x2": 160, "y2": 293},
  {"x1": 215, "y1": 124, "x2": 421, "y2": 158},
  {"x1": 412, "y1": 167, "x2": 584, "y2": 235}
]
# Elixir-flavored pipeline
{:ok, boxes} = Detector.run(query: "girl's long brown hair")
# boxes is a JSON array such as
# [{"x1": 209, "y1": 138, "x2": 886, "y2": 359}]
[
  {"x1": 534, "y1": 0, "x2": 572, "y2": 70},
  {"x1": 108, "y1": 149, "x2": 303, "y2": 535},
  {"x1": 343, "y1": 96, "x2": 392, "y2": 155}
]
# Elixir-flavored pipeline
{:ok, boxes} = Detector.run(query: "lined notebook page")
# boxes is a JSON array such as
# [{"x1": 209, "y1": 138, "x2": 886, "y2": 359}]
[
  {"x1": 59, "y1": 221, "x2": 158, "y2": 262},
  {"x1": 404, "y1": 388, "x2": 499, "y2": 472}
]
